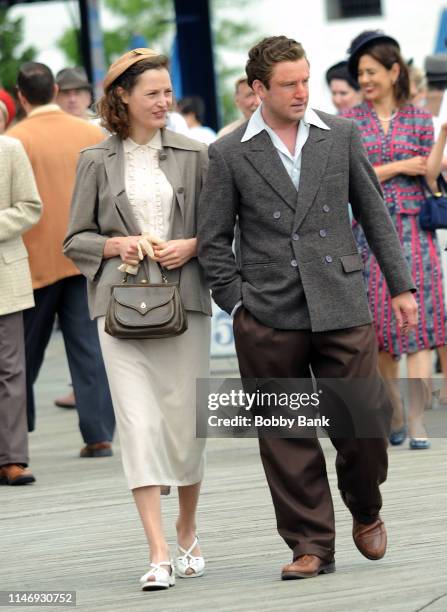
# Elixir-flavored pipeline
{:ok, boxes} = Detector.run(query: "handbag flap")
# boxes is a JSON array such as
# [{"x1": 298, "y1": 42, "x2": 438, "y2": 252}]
[{"x1": 113, "y1": 286, "x2": 176, "y2": 315}]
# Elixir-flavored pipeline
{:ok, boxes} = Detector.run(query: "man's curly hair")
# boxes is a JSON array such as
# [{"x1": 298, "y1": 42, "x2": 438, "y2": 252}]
[
  {"x1": 97, "y1": 56, "x2": 169, "y2": 139},
  {"x1": 246, "y1": 36, "x2": 307, "y2": 89}
]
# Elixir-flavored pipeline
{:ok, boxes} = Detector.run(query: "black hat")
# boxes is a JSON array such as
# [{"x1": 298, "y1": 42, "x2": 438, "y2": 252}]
[
  {"x1": 425, "y1": 54, "x2": 447, "y2": 83},
  {"x1": 347, "y1": 30, "x2": 400, "y2": 79},
  {"x1": 56, "y1": 67, "x2": 92, "y2": 91},
  {"x1": 325, "y1": 60, "x2": 360, "y2": 90}
]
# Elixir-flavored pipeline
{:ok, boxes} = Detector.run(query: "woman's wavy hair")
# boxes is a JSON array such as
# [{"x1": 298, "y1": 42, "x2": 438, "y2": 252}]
[
  {"x1": 97, "y1": 55, "x2": 169, "y2": 139},
  {"x1": 358, "y1": 43, "x2": 410, "y2": 106}
]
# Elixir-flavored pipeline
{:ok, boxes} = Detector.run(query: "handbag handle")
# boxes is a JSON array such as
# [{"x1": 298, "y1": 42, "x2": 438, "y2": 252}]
[
  {"x1": 122, "y1": 259, "x2": 181, "y2": 285},
  {"x1": 420, "y1": 174, "x2": 447, "y2": 197}
]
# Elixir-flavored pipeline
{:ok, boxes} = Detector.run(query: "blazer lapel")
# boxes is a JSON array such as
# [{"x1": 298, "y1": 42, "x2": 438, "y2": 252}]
[
  {"x1": 243, "y1": 131, "x2": 298, "y2": 211},
  {"x1": 103, "y1": 136, "x2": 141, "y2": 236},
  {"x1": 293, "y1": 126, "x2": 333, "y2": 231}
]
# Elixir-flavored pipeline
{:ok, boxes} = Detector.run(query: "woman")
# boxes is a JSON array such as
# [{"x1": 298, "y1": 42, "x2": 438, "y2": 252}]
[
  {"x1": 325, "y1": 60, "x2": 361, "y2": 113},
  {"x1": 0, "y1": 135, "x2": 42, "y2": 484},
  {"x1": 64, "y1": 48, "x2": 212, "y2": 590},
  {"x1": 0, "y1": 89, "x2": 16, "y2": 133},
  {"x1": 344, "y1": 31, "x2": 447, "y2": 449}
]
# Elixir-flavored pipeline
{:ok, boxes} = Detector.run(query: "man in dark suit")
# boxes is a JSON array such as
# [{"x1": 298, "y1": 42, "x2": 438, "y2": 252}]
[{"x1": 198, "y1": 36, "x2": 417, "y2": 578}]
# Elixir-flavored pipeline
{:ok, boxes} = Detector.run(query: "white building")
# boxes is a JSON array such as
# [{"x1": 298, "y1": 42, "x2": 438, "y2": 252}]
[{"x1": 217, "y1": 0, "x2": 447, "y2": 112}]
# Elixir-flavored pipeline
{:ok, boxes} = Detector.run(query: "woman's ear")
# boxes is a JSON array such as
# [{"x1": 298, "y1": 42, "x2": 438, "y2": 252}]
[
  {"x1": 116, "y1": 86, "x2": 128, "y2": 104},
  {"x1": 390, "y1": 62, "x2": 400, "y2": 85}
]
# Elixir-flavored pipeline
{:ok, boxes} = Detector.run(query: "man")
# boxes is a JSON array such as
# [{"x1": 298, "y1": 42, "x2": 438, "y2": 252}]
[
  {"x1": 425, "y1": 54, "x2": 447, "y2": 127},
  {"x1": 54, "y1": 66, "x2": 95, "y2": 409},
  {"x1": 7, "y1": 62, "x2": 115, "y2": 458},
  {"x1": 178, "y1": 96, "x2": 217, "y2": 144},
  {"x1": 55, "y1": 67, "x2": 93, "y2": 121},
  {"x1": 0, "y1": 135, "x2": 41, "y2": 485},
  {"x1": 198, "y1": 37, "x2": 417, "y2": 578},
  {"x1": 217, "y1": 76, "x2": 260, "y2": 138}
]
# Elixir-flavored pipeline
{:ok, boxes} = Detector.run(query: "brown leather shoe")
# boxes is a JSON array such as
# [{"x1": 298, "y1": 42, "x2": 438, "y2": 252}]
[
  {"x1": 281, "y1": 555, "x2": 335, "y2": 580},
  {"x1": 54, "y1": 390, "x2": 76, "y2": 409},
  {"x1": 0, "y1": 464, "x2": 36, "y2": 486},
  {"x1": 353, "y1": 517, "x2": 387, "y2": 560},
  {"x1": 80, "y1": 442, "x2": 113, "y2": 458}
]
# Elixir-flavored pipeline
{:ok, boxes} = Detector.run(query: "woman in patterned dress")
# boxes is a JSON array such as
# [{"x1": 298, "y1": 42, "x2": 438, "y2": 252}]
[{"x1": 344, "y1": 31, "x2": 447, "y2": 448}]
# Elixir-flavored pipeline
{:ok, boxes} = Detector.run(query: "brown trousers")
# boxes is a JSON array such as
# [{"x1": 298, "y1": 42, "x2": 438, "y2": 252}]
[
  {"x1": 233, "y1": 306, "x2": 388, "y2": 562},
  {"x1": 0, "y1": 311, "x2": 29, "y2": 466}
]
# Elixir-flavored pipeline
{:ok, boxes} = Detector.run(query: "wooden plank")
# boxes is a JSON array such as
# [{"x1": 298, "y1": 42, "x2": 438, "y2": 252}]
[{"x1": 1, "y1": 330, "x2": 446, "y2": 611}]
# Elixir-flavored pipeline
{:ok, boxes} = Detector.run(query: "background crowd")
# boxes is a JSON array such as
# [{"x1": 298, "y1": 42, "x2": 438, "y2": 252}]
[{"x1": 1, "y1": 32, "x2": 447, "y2": 484}]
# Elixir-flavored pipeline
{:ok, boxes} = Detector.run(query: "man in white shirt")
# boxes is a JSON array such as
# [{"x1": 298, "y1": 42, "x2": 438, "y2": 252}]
[{"x1": 198, "y1": 35, "x2": 417, "y2": 580}]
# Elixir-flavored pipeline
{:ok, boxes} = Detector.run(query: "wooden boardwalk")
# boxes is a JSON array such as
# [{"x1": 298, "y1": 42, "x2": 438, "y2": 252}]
[{"x1": 2, "y1": 330, "x2": 447, "y2": 612}]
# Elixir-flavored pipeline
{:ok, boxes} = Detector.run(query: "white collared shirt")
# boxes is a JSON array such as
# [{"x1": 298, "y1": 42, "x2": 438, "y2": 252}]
[
  {"x1": 123, "y1": 130, "x2": 173, "y2": 240},
  {"x1": 241, "y1": 104, "x2": 330, "y2": 190}
]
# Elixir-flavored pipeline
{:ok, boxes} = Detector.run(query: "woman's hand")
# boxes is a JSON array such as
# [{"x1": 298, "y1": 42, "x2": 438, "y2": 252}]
[
  {"x1": 399, "y1": 156, "x2": 427, "y2": 176},
  {"x1": 152, "y1": 238, "x2": 197, "y2": 270},
  {"x1": 103, "y1": 236, "x2": 142, "y2": 265}
]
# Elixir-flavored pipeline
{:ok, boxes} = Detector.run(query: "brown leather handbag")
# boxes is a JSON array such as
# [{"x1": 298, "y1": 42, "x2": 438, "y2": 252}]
[{"x1": 105, "y1": 262, "x2": 187, "y2": 339}]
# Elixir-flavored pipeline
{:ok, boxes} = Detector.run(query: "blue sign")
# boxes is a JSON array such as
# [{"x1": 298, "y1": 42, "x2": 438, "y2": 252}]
[{"x1": 210, "y1": 301, "x2": 236, "y2": 357}]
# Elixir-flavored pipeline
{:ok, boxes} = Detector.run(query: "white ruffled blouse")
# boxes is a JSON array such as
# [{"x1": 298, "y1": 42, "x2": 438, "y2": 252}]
[{"x1": 123, "y1": 130, "x2": 173, "y2": 241}]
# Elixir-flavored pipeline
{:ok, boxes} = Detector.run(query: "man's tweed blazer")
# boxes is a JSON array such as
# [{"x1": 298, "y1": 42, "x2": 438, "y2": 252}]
[
  {"x1": 197, "y1": 110, "x2": 415, "y2": 332},
  {"x1": 0, "y1": 136, "x2": 42, "y2": 316}
]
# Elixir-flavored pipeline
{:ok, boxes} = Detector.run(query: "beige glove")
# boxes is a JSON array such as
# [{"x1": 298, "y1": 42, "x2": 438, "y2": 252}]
[{"x1": 118, "y1": 233, "x2": 164, "y2": 275}]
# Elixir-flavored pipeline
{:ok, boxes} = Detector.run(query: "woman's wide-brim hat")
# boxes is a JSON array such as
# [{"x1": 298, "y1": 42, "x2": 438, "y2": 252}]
[
  {"x1": 103, "y1": 48, "x2": 161, "y2": 92},
  {"x1": 347, "y1": 30, "x2": 400, "y2": 79}
]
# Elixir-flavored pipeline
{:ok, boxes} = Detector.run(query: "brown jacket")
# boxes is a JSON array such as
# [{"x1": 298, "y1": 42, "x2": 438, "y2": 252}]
[{"x1": 7, "y1": 105, "x2": 104, "y2": 289}]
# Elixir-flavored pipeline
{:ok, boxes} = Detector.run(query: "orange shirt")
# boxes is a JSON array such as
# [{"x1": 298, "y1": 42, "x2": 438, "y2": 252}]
[{"x1": 8, "y1": 106, "x2": 105, "y2": 289}]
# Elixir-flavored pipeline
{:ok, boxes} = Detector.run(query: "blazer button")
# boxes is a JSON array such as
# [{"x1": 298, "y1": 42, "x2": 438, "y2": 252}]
[
  {"x1": 325, "y1": 255, "x2": 333, "y2": 263},
  {"x1": 323, "y1": 204, "x2": 330, "y2": 212},
  {"x1": 319, "y1": 229, "x2": 327, "y2": 238},
  {"x1": 159, "y1": 152, "x2": 168, "y2": 161},
  {"x1": 177, "y1": 187, "x2": 185, "y2": 194},
  {"x1": 291, "y1": 259, "x2": 298, "y2": 267},
  {"x1": 273, "y1": 211, "x2": 281, "y2": 219},
  {"x1": 292, "y1": 233, "x2": 299, "y2": 241}
]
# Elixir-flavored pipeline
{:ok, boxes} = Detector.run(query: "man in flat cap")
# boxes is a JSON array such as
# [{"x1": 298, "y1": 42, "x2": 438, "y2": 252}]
[
  {"x1": 56, "y1": 67, "x2": 94, "y2": 122},
  {"x1": 54, "y1": 67, "x2": 100, "y2": 409}
]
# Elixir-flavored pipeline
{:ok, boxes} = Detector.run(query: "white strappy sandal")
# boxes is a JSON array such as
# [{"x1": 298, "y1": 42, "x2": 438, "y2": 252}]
[
  {"x1": 175, "y1": 536, "x2": 205, "y2": 578},
  {"x1": 140, "y1": 561, "x2": 175, "y2": 590}
]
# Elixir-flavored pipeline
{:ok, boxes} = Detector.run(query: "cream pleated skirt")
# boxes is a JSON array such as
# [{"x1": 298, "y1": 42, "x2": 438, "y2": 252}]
[{"x1": 97, "y1": 312, "x2": 210, "y2": 490}]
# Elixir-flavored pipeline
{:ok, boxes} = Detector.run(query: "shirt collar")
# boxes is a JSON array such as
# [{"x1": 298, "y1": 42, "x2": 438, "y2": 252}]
[
  {"x1": 123, "y1": 129, "x2": 162, "y2": 153},
  {"x1": 241, "y1": 104, "x2": 330, "y2": 143},
  {"x1": 28, "y1": 104, "x2": 61, "y2": 118}
]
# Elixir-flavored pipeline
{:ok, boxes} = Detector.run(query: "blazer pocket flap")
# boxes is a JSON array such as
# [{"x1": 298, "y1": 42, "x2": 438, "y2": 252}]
[
  {"x1": 341, "y1": 253, "x2": 363, "y2": 273},
  {"x1": 2, "y1": 244, "x2": 29, "y2": 264}
]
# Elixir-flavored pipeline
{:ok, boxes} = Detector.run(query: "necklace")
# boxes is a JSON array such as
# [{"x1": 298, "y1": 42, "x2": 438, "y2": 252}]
[{"x1": 376, "y1": 109, "x2": 398, "y2": 122}]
